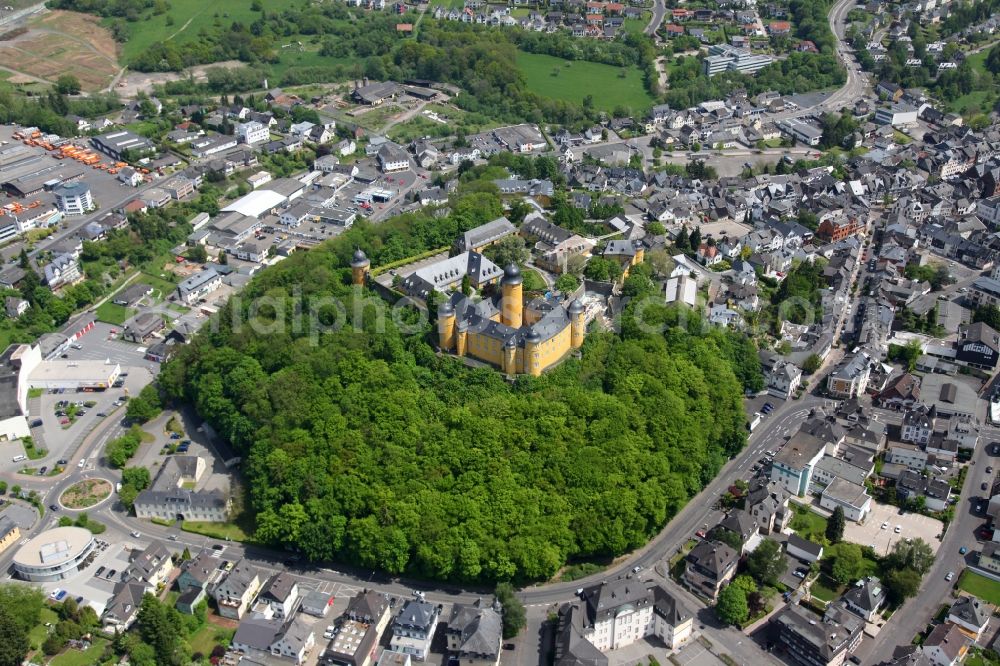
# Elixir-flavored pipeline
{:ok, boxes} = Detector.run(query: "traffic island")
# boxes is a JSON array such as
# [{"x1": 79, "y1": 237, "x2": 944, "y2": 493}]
[{"x1": 59, "y1": 479, "x2": 112, "y2": 510}]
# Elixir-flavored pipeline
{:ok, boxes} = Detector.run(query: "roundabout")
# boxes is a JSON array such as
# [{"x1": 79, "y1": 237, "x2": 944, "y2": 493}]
[{"x1": 58, "y1": 478, "x2": 113, "y2": 510}]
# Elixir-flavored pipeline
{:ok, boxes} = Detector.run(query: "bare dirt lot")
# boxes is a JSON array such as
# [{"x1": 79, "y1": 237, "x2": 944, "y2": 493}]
[
  {"x1": 0, "y1": 10, "x2": 119, "y2": 90},
  {"x1": 114, "y1": 60, "x2": 244, "y2": 99}
]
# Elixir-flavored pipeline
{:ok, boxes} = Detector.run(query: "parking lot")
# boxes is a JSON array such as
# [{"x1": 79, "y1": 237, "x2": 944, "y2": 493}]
[
  {"x1": 129, "y1": 409, "x2": 232, "y2": 497},
  {"x1": 844, "y1": 501, "x2": 943, "y2": 557},
  {"x1": 57, "y1": 321, "x2": 160, "y2": 369},
  {"x1": 13, "y1": 537, "x2": 140, "y2": 616}
]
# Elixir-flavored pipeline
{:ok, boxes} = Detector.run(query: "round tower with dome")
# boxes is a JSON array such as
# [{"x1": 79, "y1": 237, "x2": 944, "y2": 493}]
[{"x1": 350, "y1": 248, "x2": 370, "y2": 286}]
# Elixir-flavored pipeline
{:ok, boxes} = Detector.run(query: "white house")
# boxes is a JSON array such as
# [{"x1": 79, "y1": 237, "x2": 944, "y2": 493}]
[
  {"x1": 236, "y1": 121, "x2": 270, "y2": 145},
  {"x1": 555, "y1": 580, "x2": 693, "y2": 665},
  {"x1": 820, "y1": 478, "x2": 871, "y2": 523}
]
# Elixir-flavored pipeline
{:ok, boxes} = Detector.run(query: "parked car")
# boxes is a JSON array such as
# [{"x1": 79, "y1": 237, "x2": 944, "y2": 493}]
[
  {"x1": 983, "y1": 482, "x2": 989, "y2": 491},
  {"x1": 945, "y1": 571, "x2": 954, "y2": 581},
  {"x1": 894, "y1": 525, "x2": 901, "y2": 533},
  {"x1": 988, "y1": 467, "x2": 994, "y2": 474},
  {"x1": 960, "y1": 546, "x2": 968, "y2": 554},
  {"x1": 95, "y1": 566, "x2": 105, "y2": 577}
]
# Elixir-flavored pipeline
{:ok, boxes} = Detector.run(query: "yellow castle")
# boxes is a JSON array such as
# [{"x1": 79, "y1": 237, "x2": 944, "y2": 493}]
[{"x1": 437, "y1": 264, "x2": 586, "y2": 376}]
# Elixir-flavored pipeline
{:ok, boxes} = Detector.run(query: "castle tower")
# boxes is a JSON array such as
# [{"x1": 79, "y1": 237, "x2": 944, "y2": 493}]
[
  {"x1": 456, "y1": 321, "x2": 468, "y2": 357},
  {"x1": 438, "y1": 300, "x2": 456, "y2": 351},
  {"x1": 568, "y1": 299, "x2": 585, "y2": 349},
  {"x1": 524, "y1": 329, "x2": 541, "y2": 376},
  {"x1": 350, "y1": 248, "x2": 371, "y2": 286},
  {"x1": 503, "y1": 337, "x2": 517, "y2": 375},
  {"x1": 501, "y1": 263, "x2": 523, "y2": 329}
]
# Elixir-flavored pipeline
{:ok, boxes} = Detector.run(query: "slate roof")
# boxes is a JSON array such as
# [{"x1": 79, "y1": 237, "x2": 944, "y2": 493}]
[
  {"x1": 949, "y1": 596, "x2": 988, "y2": 630},
  {"x1": 841, "y1": 576, "x2": 886, "y2": 615},
  {"x1": 448, "y1": 602, "x2": 502, "y2": 658},
  {"x1": 394, "y1": 600, "x2": 438, "y2": 632},
  {"x1": 456, "y1": 217, "x2": 515, "y2": 252}
]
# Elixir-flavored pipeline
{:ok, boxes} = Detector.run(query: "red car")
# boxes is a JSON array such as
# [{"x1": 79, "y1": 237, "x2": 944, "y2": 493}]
[{"x1": 695, "y1": 530, "x2": 706, "y2": 538}]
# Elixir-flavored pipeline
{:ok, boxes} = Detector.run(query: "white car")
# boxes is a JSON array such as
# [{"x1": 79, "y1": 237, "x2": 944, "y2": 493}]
[
  {"x1": 130, "y1": 531, "x2": 141, "y2": 538},
  {"x1": 881, "y1": 521, "x2": 888, "y2": 530},
  {"x1": 945, "y1": 571, "x2": 954, "y2": 581},
  {"x1": 894, "y1": 526, "x2": 901, "y2": 533}
]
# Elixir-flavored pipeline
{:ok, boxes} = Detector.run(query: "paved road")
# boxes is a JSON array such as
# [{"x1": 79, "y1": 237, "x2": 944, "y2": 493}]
[
  {"x1": 645, "y1": 0, "x2": 666, "y2": 36},
  {"x1": 767, "y1": 0, "x2": 869, "y2": 122}
]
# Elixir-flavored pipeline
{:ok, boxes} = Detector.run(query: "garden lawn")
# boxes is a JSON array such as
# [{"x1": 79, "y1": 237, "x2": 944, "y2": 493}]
[
  {"x1": 517, "y1": 51, "x2": 655, "y2": 112},
  {"x1": 958, "y1": 570, "x2": 1000, "y2": 606},
  {"x1": 95, "y1": 302, "x2": 133, "y2": 326},
  {"x1": 50, "y1": 637, "x2": 110, "y2": 666},
  {"x1": 790, "y1": 503, "x2": 828, "y2": 544},
  {"x1": 189, "y1": 625, "x2": 236, "y2": 656},
  {"x1": 28, "y1": 607, "x2": 58, "y2": 650},
  {"x1": 183, "y1": 519, "x2": 251, "y2": 542},
  {"x1": 522, "y1": 268, "x2": 548, "y2": 292},
  {"x1": 810, "y1": 575, "x2": 840, "y2": 602}
]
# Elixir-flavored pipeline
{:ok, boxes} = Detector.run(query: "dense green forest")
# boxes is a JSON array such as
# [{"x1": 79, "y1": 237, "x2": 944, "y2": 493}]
[{"x1": 156, "y1": 186, "x2": 753, "y2": 582}]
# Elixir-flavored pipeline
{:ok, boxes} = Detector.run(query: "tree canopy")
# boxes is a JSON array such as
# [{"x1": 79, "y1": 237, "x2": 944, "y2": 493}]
[{"x1": 159, "y1": 189, "x2": 749, "y2": 582}]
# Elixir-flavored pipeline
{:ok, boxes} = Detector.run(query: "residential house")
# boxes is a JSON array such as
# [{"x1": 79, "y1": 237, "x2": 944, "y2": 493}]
[
  {"x1": 947, "y1": 596, "x2": 989, "y2": 641},
  {"x1": 769, "y1": 603, "x2": 863, "y2": 666},
  {"x1": 820, "y1": 478, "x2": 872, "y2": 523},
  {"x1": 320, "y1": 590, "x2": 391, "y2": 666},
  {"x1": 0, "y1": 516, "x2": 20, "y2": 555},
  {"x1": 901, "y1": 405, "x2": 937, "y2": 445},
  {"x1": 839, "y1": 576, "x2": 887, "y2": 623},
  {"x1": 921, "y1": 623, "x2": 970, "y2": 666},
  {"x1": 768, "y1": 360, "x2": 803, "y2": 400},
  {"x1": 256, "y1": 572, "x2": 300, "y2": 619},
  {"x1": 214, "y1": 559, "x2": 263, "y2": 620},
  {"x1": 683, "y1": 540, "x2": 738, "y2": 600},
  {"x1": 770, "y1": 431, "x2": 827, "y2": 497},
  {"x1": 102, "y1": 581, "x2": 146, "y2": 631},
  {"x1": 390, "y1": 600, "x2": 440, "y2": 661},
  {"x1": 827, "y1": 352, "x2": 872, "y2": 398},
  {"x1": 125, "y1": 541, "x2": 174, "y2": 591},
  {"x1": 446, "y1": 600, "x2": 503, "y2": 666},
  {"x1": 232, "y1": 615, "x2": 316, "y2": 666},
  {"x1": 4, "y1": 297, "x2": 28, "y2": 319}
]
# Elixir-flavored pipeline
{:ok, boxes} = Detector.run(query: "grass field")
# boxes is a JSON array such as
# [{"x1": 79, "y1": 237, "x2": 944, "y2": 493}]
[
  {"x1": 958, "y1": 570, "x2": 1000, "y2": 605},
  {"x1": 112, "y1": 0, "x2": 302, "y2": 61},
  {"x1": 95, "y1": 302, "x2": 133, "y2": 326},
  {"x1": 266, "y1": 49, "x2": 354, "y2": 81},
  {"x1": 517, "y1": 51, "x2": 655, "y2": 112}
]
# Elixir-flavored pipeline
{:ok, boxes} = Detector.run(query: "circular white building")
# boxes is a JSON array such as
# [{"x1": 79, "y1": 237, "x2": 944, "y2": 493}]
[
  {"x1": 13, "y1": 526, "x2": 95, "y2": 582},
  {"x1": 54, "y1": 182, "x2": 94, "y2": 216}
]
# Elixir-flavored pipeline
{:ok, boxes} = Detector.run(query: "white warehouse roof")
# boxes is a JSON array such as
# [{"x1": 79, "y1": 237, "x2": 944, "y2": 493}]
[{"x1": 220, "y1": 189, "x2": 287, "y2": 219}]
